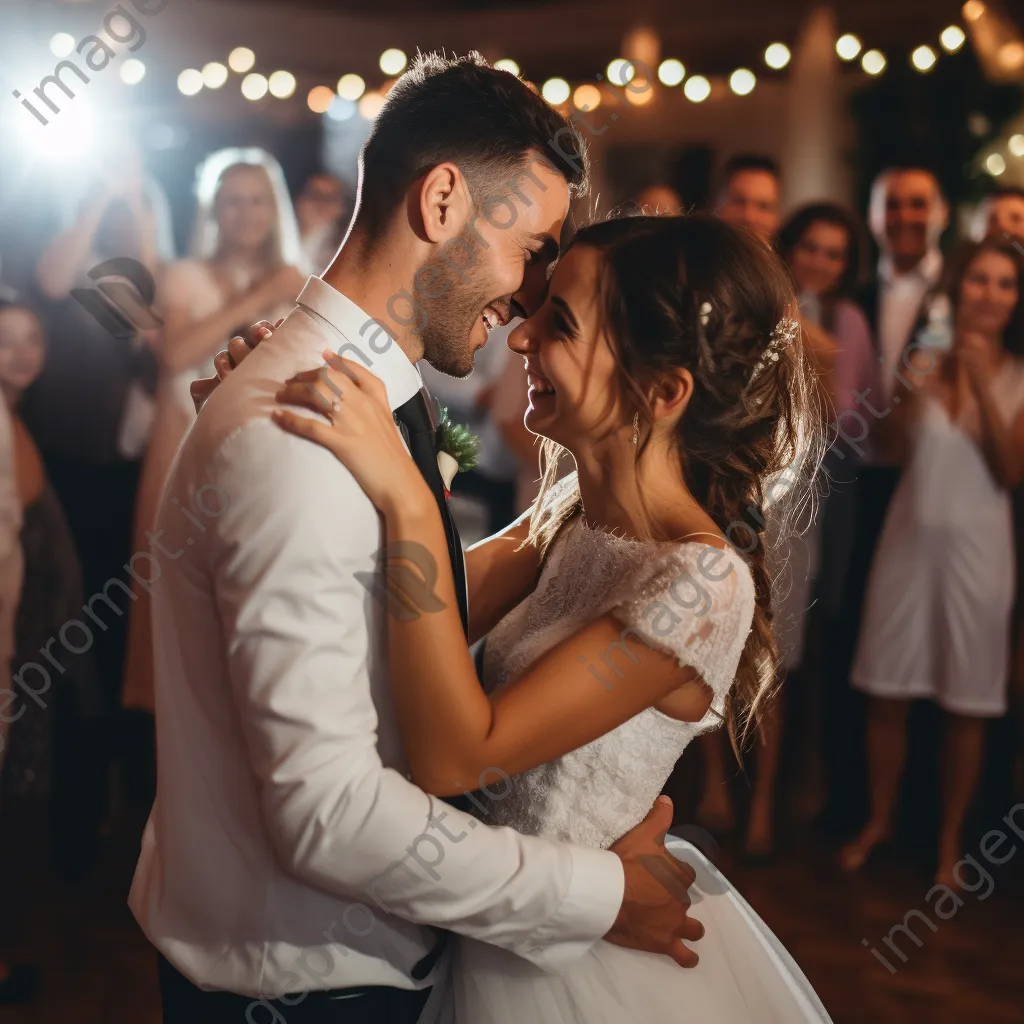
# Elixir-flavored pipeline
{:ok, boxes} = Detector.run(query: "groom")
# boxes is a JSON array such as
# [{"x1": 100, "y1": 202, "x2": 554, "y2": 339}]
[{"x1": 131, "y1": 52, "x2": 703, "y2": 1023}]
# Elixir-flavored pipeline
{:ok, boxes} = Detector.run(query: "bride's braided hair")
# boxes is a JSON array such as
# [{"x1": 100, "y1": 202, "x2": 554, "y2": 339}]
[{"x1": 529, "y1": 213, "x2": 825, "y2": 751}]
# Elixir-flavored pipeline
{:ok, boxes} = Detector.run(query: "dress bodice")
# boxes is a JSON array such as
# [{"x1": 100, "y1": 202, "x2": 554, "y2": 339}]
[{"x1": 479, "y1": 486, "x2": 755, "y2": 850}]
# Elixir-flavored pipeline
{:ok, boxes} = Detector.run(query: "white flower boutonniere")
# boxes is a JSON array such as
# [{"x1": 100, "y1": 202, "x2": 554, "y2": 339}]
[{"x1": 434, "y1": 405, "x2": 480, "y2": 499}]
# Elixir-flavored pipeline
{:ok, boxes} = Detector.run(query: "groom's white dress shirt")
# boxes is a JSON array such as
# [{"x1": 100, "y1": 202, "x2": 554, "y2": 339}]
[{"x1": 129, "y1": 276, "x2": 624, "y2": 999}]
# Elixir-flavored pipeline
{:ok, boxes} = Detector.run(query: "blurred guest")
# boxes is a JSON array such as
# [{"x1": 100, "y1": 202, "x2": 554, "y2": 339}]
[
  {"x1": 0, "y1": 296, "x2": 29, "y2": 1007},
  {"x1": 0, "y1": 300, "x2": 104, "y2": 1002},
  {"x1": 715, "y1": 153, "x2": 782, "y2": 244},
  {"x1": 861, "y1": 167, "x2": 949, "y2": 394},
  {"x1": 843, "y1": 237, "x2": 1024, "y2": 885},
  {"x1": 122, "y1": 149, "x2": 306, "y2": 727},
  {"x1": 295, "y1": 171, "x2": 349, "y2": 273},
  {"x1": 778, "y1": 203, "x2": 876, "y2": 420},
  {"x1": 819, "y1": 168, "x2": 949, "y2": 831},
  {"x1": 636, "y1": 183, "x2": 684, "y2": 216},
  {"x1": 775, "y1": 203, "x2": 878, "y2": 819},
  {"x1": 971, "y1": 186, "x2": 1024, "y2": 242},
  {"x1": 28, "y1": 146, "x2": 173, "y2": 743}
]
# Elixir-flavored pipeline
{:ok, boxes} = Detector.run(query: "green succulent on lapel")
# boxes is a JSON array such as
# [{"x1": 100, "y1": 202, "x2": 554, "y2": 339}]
[{"x1": 434, "y1": 404, "x2": 480, "y2": 474}]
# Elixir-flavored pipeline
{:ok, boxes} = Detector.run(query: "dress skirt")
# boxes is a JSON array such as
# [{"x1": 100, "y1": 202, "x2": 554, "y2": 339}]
[{"x1": 419, "y1": 838, "x2": 831, "y2": 1023}]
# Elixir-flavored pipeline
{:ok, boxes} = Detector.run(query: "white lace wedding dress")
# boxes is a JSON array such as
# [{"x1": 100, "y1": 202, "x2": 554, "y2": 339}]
[{"x1": 423, "y1": 481, "x2": 832, "y2": 1023}]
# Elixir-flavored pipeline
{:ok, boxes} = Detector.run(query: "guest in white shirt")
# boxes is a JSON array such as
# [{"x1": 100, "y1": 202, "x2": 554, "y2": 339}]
[{"x1": 132, "y1": 52, "x2": 701, "y2": 1024}]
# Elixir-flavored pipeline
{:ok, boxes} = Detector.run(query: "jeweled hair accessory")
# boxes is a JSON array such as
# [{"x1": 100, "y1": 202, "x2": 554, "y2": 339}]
[{"x1": 745, "y1": 316, "x2": 799, "y2": 395}]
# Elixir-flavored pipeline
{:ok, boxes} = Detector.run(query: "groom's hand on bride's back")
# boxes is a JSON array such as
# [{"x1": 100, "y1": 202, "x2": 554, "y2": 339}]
[
  {"x1": 606, "y1": 795, "x2": 703, "y2": 968},
  {"x1": 190, "y1": 319, "x2": 282, "y2": 413}
]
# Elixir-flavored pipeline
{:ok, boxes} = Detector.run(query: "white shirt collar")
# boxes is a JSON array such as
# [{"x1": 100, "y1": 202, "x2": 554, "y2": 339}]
[
  {"x1": 295, "y1": 276, "x2": 423, "y2": 413},
  {"x1": 877, "y1": 248, "x2": 943, "y2": 289}
]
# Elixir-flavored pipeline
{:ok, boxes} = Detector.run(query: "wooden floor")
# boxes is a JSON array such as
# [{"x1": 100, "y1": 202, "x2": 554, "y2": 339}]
[{"x1": 2, "y1": 800, "x2": 1022, "y2": 1024}]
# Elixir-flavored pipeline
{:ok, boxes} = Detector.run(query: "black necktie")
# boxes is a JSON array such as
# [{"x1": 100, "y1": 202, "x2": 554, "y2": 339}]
[{"x1": 393, "y1": 391, "x2": 469, "y2": 637}]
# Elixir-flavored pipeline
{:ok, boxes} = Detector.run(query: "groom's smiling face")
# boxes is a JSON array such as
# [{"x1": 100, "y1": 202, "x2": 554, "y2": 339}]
[{"x1": 416, "y1": 155, "x2": 570, "y2": 378}]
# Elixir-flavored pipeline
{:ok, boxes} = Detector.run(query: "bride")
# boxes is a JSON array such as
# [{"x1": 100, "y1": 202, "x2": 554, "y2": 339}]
[{"x1": 211, "y1": 213, "x2": 831, "y2": 1022}]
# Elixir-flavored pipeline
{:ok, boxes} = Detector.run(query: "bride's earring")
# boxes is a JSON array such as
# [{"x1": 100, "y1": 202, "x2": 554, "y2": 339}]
[{"x1": 631, "y1": 412, "x2": 639, "y2": 446}]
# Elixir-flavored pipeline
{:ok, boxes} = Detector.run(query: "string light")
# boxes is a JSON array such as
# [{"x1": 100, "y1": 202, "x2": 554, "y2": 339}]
[
  {"x1": 120, "y1": 59, "x2": 146, "y2": 85},
  {"x1": 241, "y1": 73, "x2": 269, "y2": 101},
  {"x1": 912, "y1": 45, "x2": 937, "y2": 71},
  {"x1": 202, "y1": 62, "x2": 228, "y2": 89},
  {"x1": 358, "y1": 91, "x2": 386, "y2": 119},
  {"x1": 862, "y1": 49, "x2": 887, "y2": 75},
  {"x1": 494, "y1": 59, "x2": 520, "y2": 75},
  {"x1": 962, "y1": 1, "x2": 985, "y2": 21},
  {"x1": 684, "y1": 75, "x2": 711, "y2": 102},
  {"x1": 49, "y1": 33, "x2": 75, "y2": 59},
  {"x1": 541, "y1": 78, "x2": 570, "y2": 105},
  {"x1": 572, "y1": 84, "x2": 601, "y2": 111},
  {"x1": 337, "y1": 74, "x2": 365, "y2": 101},
  {"x1": 729, "y1": 69, "x2": 756, "y2": 95},
  {"x1": 657, "y1": 59, "x2": 685, "y2": 86},
  {"x1": 836, "y1": 34, "x2": 862, "y2": 60},
  {"x1": 986, "y1": 153, "x2": 1006, "y2": 176},
  {"x1": 1009, "y1": 134, "x2": 1024, "y2": 158},
  {"x1": 228, "y1": 47, "x2": 255, "y2": 73},
  {"x1": 379, "y1": 49, "x2": 407, "y2": 75},
  {"x1": 268, "y1": 71, "x2": 296, "y2": 99},
  {"x1": 940, "y1": 26, "x2": 967, "y2": 52},
  {"x1": 764, "y1": 43, "x2": 791, "y2": 69},
  {"x1": 606, "y1": 59, "x2": 634, "y2": 86},
  {"x1": 177, "y1": 69, "x2": 203, "y2": 96},
  {"x1": 307, "y1": 86, "x2": 334, "y2": 114}
]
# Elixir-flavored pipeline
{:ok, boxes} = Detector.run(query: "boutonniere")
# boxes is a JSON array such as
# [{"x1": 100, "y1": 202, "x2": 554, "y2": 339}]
[{"x1": 434, "y1": 404, "x2": 480, "y2": 499}]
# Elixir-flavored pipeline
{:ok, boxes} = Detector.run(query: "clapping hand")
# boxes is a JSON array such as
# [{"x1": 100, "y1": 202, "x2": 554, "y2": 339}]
[{"x1": 957, "y1": 332, "x2": 998, "y2": 391}]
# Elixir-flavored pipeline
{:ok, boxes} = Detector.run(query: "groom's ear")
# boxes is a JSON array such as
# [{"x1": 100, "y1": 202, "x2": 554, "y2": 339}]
[{"x1": 418, "y1": 162, "x2": 473, "y2": 243}]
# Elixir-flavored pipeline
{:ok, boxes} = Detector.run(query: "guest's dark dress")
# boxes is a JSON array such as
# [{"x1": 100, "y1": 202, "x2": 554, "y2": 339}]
[{"x1": 0, "y1": 484, "x2": 105, "y2": 875}]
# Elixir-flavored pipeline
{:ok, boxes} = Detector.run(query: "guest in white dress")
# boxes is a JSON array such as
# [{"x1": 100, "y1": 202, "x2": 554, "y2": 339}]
[
  {"x1": 269, "y1": 213, "x2": 833, "y2": 1022},
  {"x1": 122, "y1": 148, "x2": 306, "y2": 716},
  {"x1": 843, "y1": 236, "x2": 1024, "y2": 886}
]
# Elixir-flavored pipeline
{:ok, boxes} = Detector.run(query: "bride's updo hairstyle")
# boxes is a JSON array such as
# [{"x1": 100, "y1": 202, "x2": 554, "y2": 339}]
[{"x1": 529, "y1": 213, "x2": 824, "y2": 750}]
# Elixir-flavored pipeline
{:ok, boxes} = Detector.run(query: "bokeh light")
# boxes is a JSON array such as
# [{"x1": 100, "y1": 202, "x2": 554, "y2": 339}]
[
  {"x1": 177, "y1": 69, "x2": 203, "y2": 96},
  {"x1": 657, "y1": 59, "x2": 685, "y2": 86},
  {"x1": 202, "y1": 62, "x2": 229, "y2": 89},
  {"x1": 379, "y1": 48, "x2": 407, "y2": 75},
  {"x1": 764, "y1": 43, "x2": 791, "y2": 69},
  {"x1": 228, "y1": 47, "x2": 255, "y2": 73},
  {"x1": 241, "y1": 73, "x2": 269, "y2": 101},
  {"x1": 337, "y1": 74, "x2": 365, "y2": 101},
  {"x1": 268, "y1": 71, "x2": 296, "y2": 99},
  {"x1": 684, "y1": 75, "x2": 711, "y2": 102},
  {"x1": 541, "y1": 78, "x2": 570, "y2": 105}
]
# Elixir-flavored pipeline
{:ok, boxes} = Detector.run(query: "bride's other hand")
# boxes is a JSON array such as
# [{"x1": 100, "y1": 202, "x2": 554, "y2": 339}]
[
  {"x1": 606, "y1": 796, "x2": 703, "y2": 968},
  {"x1": 273, "y1": 352, "x2": 432, "y2": 514},
  {"x1": 190, "y1": 319, "x2": 281, "y2": 413}
]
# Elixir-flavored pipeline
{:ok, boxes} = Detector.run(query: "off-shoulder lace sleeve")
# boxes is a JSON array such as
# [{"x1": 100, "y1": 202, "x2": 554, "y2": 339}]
[{"x1": 609, "y1": 543, "x2": 756, "y2": 717}]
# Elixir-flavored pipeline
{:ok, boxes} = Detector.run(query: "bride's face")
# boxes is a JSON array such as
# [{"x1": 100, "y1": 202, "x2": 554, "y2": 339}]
[{"x1": 508, "y1": 245, "x2": 628, "y2": 449}]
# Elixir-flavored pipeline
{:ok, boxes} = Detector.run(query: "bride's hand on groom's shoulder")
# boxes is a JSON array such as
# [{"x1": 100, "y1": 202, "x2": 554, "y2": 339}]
[
  {"x1": 273, "y1": 352, "x2": 431, "y2": 514},
  {"x1": 606, "y1": 796, "x2": 704, "y2": 968},
  {"x1": 190, "y1": 319, "x2": 281, "y2": 413}
]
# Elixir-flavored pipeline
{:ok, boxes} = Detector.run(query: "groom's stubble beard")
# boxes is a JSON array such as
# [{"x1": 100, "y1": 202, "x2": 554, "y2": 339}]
[{"x1": 417, "y1": 239, "x2": 506, "y2": 379}]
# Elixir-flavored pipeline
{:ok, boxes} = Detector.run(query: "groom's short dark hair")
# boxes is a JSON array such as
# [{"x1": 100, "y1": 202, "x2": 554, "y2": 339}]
[{"x1": 357, "y1": 52, "x2": 588, "y2": 237}]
